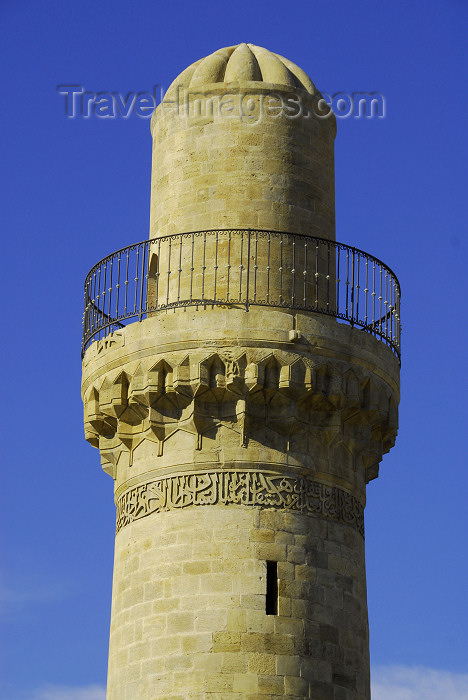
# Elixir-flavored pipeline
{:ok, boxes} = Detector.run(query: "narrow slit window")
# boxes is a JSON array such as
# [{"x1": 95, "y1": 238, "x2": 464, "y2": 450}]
[{"x1": 265, "y1": 560, "x2": 278, "y2": 615}]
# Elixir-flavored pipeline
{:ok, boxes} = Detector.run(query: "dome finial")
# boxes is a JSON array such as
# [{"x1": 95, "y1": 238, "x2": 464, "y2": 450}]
[{"x1": 165, "y1": 43, "x2": 317, "y2": 96}]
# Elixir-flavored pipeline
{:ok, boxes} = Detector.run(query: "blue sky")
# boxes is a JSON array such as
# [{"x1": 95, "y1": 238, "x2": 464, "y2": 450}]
[{"x1": 0, "y1": 1, "x2": 467, "y2": 698}]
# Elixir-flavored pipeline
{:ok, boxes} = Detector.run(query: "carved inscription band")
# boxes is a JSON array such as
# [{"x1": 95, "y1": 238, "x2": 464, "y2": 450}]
[{"x1": 116, "y1": 471, "x2": 364, "y2": 536}]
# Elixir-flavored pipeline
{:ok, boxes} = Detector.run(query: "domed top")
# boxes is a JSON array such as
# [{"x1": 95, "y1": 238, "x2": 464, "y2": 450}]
[{"x1": 165, "y1": 43, "x2": 317, "y2": 97}]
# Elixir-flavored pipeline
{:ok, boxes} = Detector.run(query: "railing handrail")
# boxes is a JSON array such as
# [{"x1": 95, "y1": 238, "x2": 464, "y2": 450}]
[
  {"x1": 82, "y1": 229, "x2": 401, "y2": 362},
  {"x1": 84, "y1": 229, "x2": 401, "y2": 298}
]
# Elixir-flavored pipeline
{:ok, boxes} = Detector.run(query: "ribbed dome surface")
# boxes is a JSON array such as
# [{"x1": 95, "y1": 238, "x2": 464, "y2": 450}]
[{"x1": 166, "y1": 44, "x2": 316, "y2": 96}]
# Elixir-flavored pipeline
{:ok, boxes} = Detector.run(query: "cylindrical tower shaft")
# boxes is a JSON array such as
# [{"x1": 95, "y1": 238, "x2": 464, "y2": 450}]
[{"x1": 82, "y1": 43, "x2": 400, "y2": 700}]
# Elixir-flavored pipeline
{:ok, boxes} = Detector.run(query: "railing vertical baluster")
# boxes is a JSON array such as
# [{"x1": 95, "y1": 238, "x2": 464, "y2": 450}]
[
  {"x1": 397, "y1": 286, "x2": 401, "y2": 349},
  {"x1": 108, "y1": 256, "x2": 113, "y2": 327},
  {"x1": 134, "y1": 247, "x2": 140, "y2": 314},
  {"x1": 390, "y1": 274, "x2": 393, "y2": 343},
  {"x1": 102, "y1": 261, "x2": 107, "y2": 329},
  {"x1": 364, "y1": 257, "x2": 368, "y2": 327},
  {"x1": 138, "y1": 243, "x2": 146, "y2": 321},
  {"x1": 266, "y1": 232, "x2": 271, "y2": 304},
  {"x1": 245, "y1": 229, "x2": 251, "y2": 310},
  {"x1": 96, "y1": 265, "x2": 102, "y2": 332},
  {"x1": 214, "y1": 230, "x2": 218, "y2": 301},
  {"x1": 124, "y1": 250, "x2": 129, "y2": 316},
  {"x1": 336, "y1": 246, "x2": 340, "y2": 315},
  {"x1": 96, "y1": 267, "x2": 101, "y2": 333},
  {"x1": 83, "y1": 279, "x2": 89, "y2": 339},
  {"x1": 155, "y1": 239, "x2": 161, "y2": 309},
  {"x1": 356, "y1": 253, "x2": 360, "y2": 322},
  {"x1": 253, "y1": 231, "x2": 258, "y2": 302},
  {"x1": 190, "y1": 233, "x2": 194, "y2": 303},
  {"x1": 371, "y1": 261, "x2": 376, "y2": 334},
  {"x1": 350, "y1": 249, "x2": 355, "y2": 325},
  {"x1": 91, "y1": 270, "x2": 97, "y2": 335},
  {"x1": 90, "y1": 274, "x2": 94, "y2": 336},
  {"x1": 384, "y1": 270, "x2": 388, "y2": 340},
  {"x1": 393, "y1": 288, "x2": 397, "y2": 347},
  {"x1": 315, "y1": 243, "x2": 319, "y2": 309},
  {"x1": 227, "y1": 231, "x2": 231, "y2": 302},
  {"x1": 345, "y1": 249, "x2": 349, "y2": 318},
  {"x1": 303, "y1": 239, "x2": 308, "y2": 307},
  {"x1": 239, "y1": 230, "x2": 244, "y2": 302},
  {"x1": 144, "y1": 241, "x2": 150, "y2": 314},
  {"x1": 395, "y1": 282, "x2": 399, "y2": 345},
  {"x1": 166, "y1": 237, "x2": 172, "y2": 307},
  {"x1": 89, "y1": 277, "x2": 93, "y2": 338},
  {"x1": 115, "y1": 253, "x2": 121, "y2": 319},
  {"x1": 394, "y1": 285, "x2": 398, "y2": 346},
  {"x1": 291, "y1": 237, "x2": 296, "y2": 306},
  {"x1": 82, "y1": 282, "x2": 87, "y2": 339},
  {"x1": 389, "y1": 279, "x2": 393, "y2": 342},
  {"x1": 279, "y1": 234, "x2": 283, "y2": 305},
  {"x1": 202, "y1": 231, "x2": 206, "y2": 305},
  {"x1": 87, "y1": 278, "x2": 92, "y2": 337},
  {"x1": 87, "y1": 272, "x2": 92, "y2": 338},
  {"x1": 379, "y1": 267, "x2": 383, "y2": 335},
  {"x1": 177, "y1": 236, "x2": 183, "y2": 303}
]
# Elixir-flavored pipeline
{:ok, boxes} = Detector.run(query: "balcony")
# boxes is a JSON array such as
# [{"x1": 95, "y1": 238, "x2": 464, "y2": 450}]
[{"x1": 82, "y1": 229, "x2": 401, "y2": 362}]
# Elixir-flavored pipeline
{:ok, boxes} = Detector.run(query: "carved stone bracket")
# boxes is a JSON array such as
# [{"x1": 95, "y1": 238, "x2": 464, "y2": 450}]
[
  {"x1": 83, "y1": 349, "x2": 398, "y2": 483},
  {"x1": 115, "y1": 470, "x2": 365, "y2": 537}
]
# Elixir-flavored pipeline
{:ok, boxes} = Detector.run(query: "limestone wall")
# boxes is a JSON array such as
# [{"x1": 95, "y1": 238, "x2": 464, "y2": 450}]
[
  {"x1": 149, "y1": 87, "x2": 336, "y2": 240},
  {"x1": 82, "y1": 308, "x2": 399, "y2": 699},
  {"x1": 108, "y1": 504, "x2": 368, "y2": 700}
]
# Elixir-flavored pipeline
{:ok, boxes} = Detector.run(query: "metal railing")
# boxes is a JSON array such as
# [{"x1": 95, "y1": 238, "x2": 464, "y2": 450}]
[{"x1": 82, "y1": 229, "x2": 401, "y2": 361}]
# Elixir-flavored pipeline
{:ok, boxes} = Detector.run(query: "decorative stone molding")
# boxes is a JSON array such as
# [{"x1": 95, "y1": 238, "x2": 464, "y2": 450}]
[
  {"x1": 115, "y1": 470, "x2": 365, "y2": 537},
  {"x1": 83, "y1": 348, "x2": 398, "y2": 483}
]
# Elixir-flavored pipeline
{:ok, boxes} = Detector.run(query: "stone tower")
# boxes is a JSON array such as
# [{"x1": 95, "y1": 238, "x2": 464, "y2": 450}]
[{"x1": 82, "y1": 44, "x2": 400, "y2": 699}]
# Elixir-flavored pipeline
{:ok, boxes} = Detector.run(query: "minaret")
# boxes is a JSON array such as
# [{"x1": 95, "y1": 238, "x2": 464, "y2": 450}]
[{"x1": 82, "y1": 44, "x2": 400, "y2": 699}]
